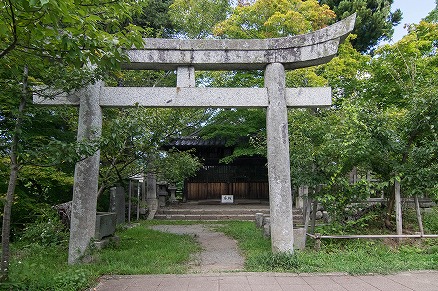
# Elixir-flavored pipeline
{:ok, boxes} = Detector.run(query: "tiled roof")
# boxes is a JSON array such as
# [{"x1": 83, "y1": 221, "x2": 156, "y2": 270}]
[{"x1": 165, "y1": 137, "x2": 227, "y2": 148}]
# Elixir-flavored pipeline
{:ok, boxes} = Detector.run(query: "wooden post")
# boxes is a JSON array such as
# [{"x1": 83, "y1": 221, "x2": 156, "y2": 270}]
[
  {"x1": 414, "y1": 195, "x2": 424, "y2": 236},
  {"x1": 128, "y1": 180, "x2": 132, "y2": 224},
  {"x1": 311, "y1": 199, "x2": 318, "y2": 234},
  {"x1": 315, "y1": 233, "x2": 321, "y2": 251},
  {"x1": 394, "y1": 179, "x2": 403, "y2": 240},
  {"x1": 303, "y1": 197, "x2": 312, "y2": 245}
]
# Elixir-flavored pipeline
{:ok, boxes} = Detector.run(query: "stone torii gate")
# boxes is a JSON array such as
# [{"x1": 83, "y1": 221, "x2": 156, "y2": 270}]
[{"x1": 34, "y1": 14, "x2": 355, "y2": 264}]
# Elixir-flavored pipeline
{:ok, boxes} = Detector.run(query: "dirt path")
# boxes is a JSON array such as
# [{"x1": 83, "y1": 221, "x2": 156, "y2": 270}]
[{"x1": 149, "y1": 224, "x2": 244, "y2": 273}]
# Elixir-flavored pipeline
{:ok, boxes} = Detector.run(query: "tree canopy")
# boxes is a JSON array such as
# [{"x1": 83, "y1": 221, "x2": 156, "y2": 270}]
[
  {"x1": 0, "y1": 0, "x2": 148, "y2": 279},
  {"x1": 319, "y1": 0, "x2": 402, "y2": 52},
  {"x1": 169, "y1": 0, "x2": 231, "y2": 38},
  {"x1": 214, "y1": 0, "x2": 336, "y2": 38}
]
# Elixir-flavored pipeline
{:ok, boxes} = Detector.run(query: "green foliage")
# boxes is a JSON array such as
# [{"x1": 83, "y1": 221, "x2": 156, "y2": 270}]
[
  {"x1": 18, "y1": 207, "x2": 68, "y2": 247},
  {"x1": 316, "y1": 207, "x2": 382, "y2": 235},
  {"x1": 423, "y1": 208, "x2": 438, "y2": 233},
  {"x1": 200, "y1": 108, "x2": 267, "y2": 161},
  {"x1": 319, "y1": 0, "x2": 402, "y2": 52},
  {"x1": 169, "y1": 0, "x2": 230, "y2": 38},
  {"x1": 5, "y1": 241, "x2": 94, "y2": 291},
  {"x1": 154, "y1": 149, "x2": 202, "y2": 184},
  {"x1": 362, "y1": 21, "x2": 438, "y2": 198},
  {"x1": 0, "y1": 157, "x2": 73, "y2": 234},
  {"x1": 0, "y1": 0, "x2": 146, "y2": 67},
  {"x1": 425, "y1": 1, "x2": 438, "y2": 23},
  {"x1": 0, "y1": 0, "x2": 150, "y2": 203},
  {"x1": 200, "y1": 5, "x2": 438, "y2": 225},
  {"x1": 50, "y1": 269, "x2": 92, "y2": 291},
  {"x1": 96, "y1": 226, "x2": 200, "y2": 274},
  {"x1": 321, "y1": 35, "x2": 370, "y2": 104},
  {"x1": 107, "y1": 70, "x2": 177, "y2": 87},
  {"x1": 317, "y1": 180, "x2": 374, "y2": 222},
  {"x1": 131, "y1": 0, "x2": 176, "y2": 37},
  {"x1": 214, "y1": 0, "x2": 336, "y2": 38},
  {"x1": 97, "y1": 107, "x2": 209, "y2": 194}
]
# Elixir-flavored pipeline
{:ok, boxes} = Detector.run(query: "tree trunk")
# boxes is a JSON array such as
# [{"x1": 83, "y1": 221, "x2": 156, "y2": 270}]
[
  {"x1": 1, "y1": 66, "x2": 28, "y2": 282},
  {"x1": 414, "y1": 195, "x2": 424, "y2": 236},
  {"x1": 385, "y1": 182, "x2": 395, "y2": 229}
]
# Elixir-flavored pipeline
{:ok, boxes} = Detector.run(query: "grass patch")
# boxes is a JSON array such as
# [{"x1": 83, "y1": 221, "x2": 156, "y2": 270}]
[
  {"x1": 215, "y1": 220, "x2": 438, "y2": 274},
  {"x1": 3, "y1": 208, "x2": 438, "y2": 290},
  {"x1": 3, "y1": 221, "x2": 200, "y2": 291},
  {"x1": 94, "y1": 225, "x2": 200, "y2": 274}
]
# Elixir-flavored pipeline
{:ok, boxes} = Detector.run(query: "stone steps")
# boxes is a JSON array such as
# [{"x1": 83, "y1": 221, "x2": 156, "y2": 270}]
[{"x1": 154, "y1": 204, "x2": 304, "y2": 224}]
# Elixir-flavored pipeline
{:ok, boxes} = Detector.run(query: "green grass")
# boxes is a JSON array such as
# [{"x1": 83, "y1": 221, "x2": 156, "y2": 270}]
[
  {"x1": 2, "y1": 222, "x2": 201, "y2": 291},
  {"x1": 3, "y1": 208, "x2": 438, "y2": 290},
  {"x1": 215, "y1": 218, "x2": 438, "y2": 275}
]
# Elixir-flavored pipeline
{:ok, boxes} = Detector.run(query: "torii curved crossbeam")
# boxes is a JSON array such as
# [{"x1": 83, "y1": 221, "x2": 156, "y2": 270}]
[{"x1": 124, "y1": 14, "x2": 356, "y2": 71}]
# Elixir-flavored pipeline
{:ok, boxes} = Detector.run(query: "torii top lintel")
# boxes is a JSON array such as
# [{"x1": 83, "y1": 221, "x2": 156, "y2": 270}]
[{"x1": 123, "y1": 14, "x2": 355, "y2": 71}]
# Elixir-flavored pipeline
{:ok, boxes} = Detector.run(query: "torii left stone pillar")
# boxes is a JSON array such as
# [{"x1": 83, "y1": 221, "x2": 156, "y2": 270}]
[
  {"x1": 34, "y1": 14, "x2": 355, "y2": 263},
  {"x1": 68, "y1": 81, "x2": 102, "y2": 264}
]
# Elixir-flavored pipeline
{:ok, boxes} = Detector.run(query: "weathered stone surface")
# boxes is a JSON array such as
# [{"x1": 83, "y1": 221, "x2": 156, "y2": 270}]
[
  {"x1": 263, "y1": 217, "x2": 271, "y2": 238},
  {"x1": 123, "y1": 14, "x2": 355, "y2": 71},
  {"x1": 109, "y1": 186, "x2": 126, "y2": 224},
  {"x1": 293, "y1": 228, "x2": 306, "y2": 250},
  {"x1": 33, "y1": 89, "x2": 81, "y2": 106},
  {"x1": 95, "y1": 212, "x2": 117, "y2": 240},
  {"x1": 68, "y1": 81, "x2": 102, "y2": 264},
  {"x1": 177, "y1": 66, "x2": 195, "y2": 87},
  {"x1": 315, "y1": 210, "x2": 323, "y2": 220},
  {"x1": 255, "y1": 212, "x2": 264, "y2": 228},
  {"x1": 146, "y1": 173, "x2": 158, "y2": 220},
  {"x1": 100, "y1": 87, "x2": 268, "y2": 108},
  {"x1": 285, "y1": 87, "x2": 332, "y2": 108},
  {"x1": 265, "y1": 63, "x2": 294, "y2": 254},
  {"x1": 35, "y1": 87, "x2": 331, "y2": 108}
]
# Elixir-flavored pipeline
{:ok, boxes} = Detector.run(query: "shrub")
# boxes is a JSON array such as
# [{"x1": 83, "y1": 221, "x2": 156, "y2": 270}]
[
  {"x1": 19, "y1": 207, "x2": 68, "y2": 246},
  {"x1": 423, "y1": 208, "x2": 438, "y2": 233}
]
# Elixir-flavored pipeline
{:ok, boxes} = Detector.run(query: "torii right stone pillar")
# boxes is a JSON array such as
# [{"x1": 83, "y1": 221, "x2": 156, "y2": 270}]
[{"x1": 265, "y1": 63, "x2": 294, "y2": 253}]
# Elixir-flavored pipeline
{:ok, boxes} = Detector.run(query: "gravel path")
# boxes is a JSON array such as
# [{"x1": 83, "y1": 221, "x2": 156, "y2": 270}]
[{"x1": 149, "y1": 224, "x2": 244, "y2": 273}]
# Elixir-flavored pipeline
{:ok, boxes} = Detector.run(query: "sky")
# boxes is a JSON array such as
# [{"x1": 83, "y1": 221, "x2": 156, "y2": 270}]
[{"x1": 390, "y1": 0, "x2": 436, "y2": 42}]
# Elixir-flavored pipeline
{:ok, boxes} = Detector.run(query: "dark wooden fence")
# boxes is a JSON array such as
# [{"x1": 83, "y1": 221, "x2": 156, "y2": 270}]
[{"x1": 185, "y1": 164, "x2": 269, "y2": 200}]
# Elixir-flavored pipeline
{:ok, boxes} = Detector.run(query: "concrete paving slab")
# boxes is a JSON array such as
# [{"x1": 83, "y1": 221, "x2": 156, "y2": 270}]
[
  {"x1": 220, "y1": 283, "x2": 252, "y2": 291},
  {"x1": 338, "y1": 283, "x2": 381, "y2": 291},
  {"x1": 274, "y1": 276, "x2": 308, "y2": 285},
  {"x1": 93, "y1": 271, "x2": 438, "y2": 291}
]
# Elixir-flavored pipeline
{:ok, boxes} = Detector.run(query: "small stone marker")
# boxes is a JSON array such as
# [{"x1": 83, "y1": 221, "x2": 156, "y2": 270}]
[
  {"x1": 109, "y1": 186, "x2": 126, "y2": 224},
  {"x1": 255, "y1": 212, "x2": 264, "y2": 228},
  {"x1": 263, "y1": 217, "x2": 271, "y2": 238}
]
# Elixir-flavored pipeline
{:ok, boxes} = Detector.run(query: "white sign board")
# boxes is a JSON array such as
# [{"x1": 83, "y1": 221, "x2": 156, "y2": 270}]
[{"x1": 221, "y1": 195, "x2": 234, "y2": 204}]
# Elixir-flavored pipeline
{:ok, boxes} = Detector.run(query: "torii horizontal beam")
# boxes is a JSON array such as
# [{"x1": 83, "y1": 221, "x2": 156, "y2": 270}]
[
  {"x1": 123, "y1": 14, "x2": 355, "y2": 70},
  {"x1": 34, "y1": 87, "x2": 331, "y2": 108}
]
